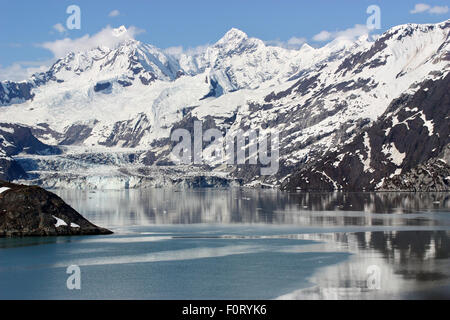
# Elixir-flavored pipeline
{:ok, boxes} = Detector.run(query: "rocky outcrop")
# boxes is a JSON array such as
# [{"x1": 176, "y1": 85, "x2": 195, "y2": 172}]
[
  {"x1": 381, "y1": 145, "x2": 450, "y2": 191},
  {"x1": 0, "y1": 180, "x2": 112, "y2": 237}
]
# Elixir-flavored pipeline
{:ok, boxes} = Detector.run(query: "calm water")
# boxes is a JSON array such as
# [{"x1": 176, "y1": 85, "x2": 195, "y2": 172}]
[{"x1": 0, "y1": 189, "x2": 449, "y2": 300}]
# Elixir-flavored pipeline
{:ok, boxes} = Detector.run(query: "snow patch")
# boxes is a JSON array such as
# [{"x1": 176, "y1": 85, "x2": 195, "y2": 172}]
[
  {"x1": 53, "y1": 216, "x2": 68, "y2": 227},
  {"x1": 0, "y1": 126, "x2": 14, "y2": 134},
  {"x1": 382, "y1": 143, "x2": 405, "y2": 166},
  {"x1": 321, "y1": 171, "x2": 338, "y2": 190},
  {"x1": 0, "y1": 187, "x2": 10, "y2": 194},
  {"x1": 419, "y1": 111, "x2": 434, "y2": 135},
  {"x1": 360, "y1": 132, "x2": 374, "y2": 172}
]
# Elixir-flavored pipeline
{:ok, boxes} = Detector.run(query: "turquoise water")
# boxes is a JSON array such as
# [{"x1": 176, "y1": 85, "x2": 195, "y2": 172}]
[{"x1": 0, "y1": 189, "x2": 449, "y2": 299}]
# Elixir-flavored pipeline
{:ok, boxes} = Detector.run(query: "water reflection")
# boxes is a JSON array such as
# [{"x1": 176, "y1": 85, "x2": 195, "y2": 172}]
[
  {"x1": 278, "y1": 230, "x2": 450, "y2": 299},
  {"x1": 23, "y1": 189, "x2": 450, "y2": 299},
  {"x1": 55, "y1": 189, "x2": 450, "y2": 227}
]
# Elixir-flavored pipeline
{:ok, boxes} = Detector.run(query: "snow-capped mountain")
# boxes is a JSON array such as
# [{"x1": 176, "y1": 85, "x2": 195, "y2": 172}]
[
  {"x1": 282, "y1": 72, "x2": 450, "y2": 191},
  {"x1": 0, "y1": 21, "x2": 449, "y2": 190}
]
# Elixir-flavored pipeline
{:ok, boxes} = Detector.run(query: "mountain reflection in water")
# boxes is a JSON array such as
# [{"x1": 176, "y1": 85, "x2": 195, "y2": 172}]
[
  {"x1": 53, "y1": 189, "x2": 450, "y2": 299},
  {"x1": 56, "y1": 189, "x2": 449, "y2": 226},
  {"x1": 0, "y1": 189, "x2": 447, "y2": 300}
]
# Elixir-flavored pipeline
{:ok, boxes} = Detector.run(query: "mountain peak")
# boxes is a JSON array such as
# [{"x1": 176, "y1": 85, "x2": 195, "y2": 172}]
[
  {"x1": 113, "y1": 25, "x2": 128, "y2": 37},
  {"x1": 300, "y1": 43, "x2": 314, "y2": 51},
  {"x1": 217, "y1": 28, "x2": 248, "y2": 44}
]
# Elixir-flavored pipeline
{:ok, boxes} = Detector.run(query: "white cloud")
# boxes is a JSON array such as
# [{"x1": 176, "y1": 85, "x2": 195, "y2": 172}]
[
  {"x1": 287, "y1": 36, "x2": 307, "y2": 46},
  {"x1": 164, "y1": 44, "x2": 210, "y2": 57},
  {"x1": 264, "y1": 36, "x2": 307, "y2": 49},
  {"x1": 0, "y1": 60, "x2": 53, "y2": 82},
  {"x1": 186, "y1": 44, "x2": 210, "y2": 56},
  {"x1": 53, "y1": 23, "x2": 66, "y2": 34},
  {"x1": 312, "y1": 24, "x2": 370, "y2": 42},
  {"x1": 428, "y1": 5, "x2": 449, "y2": 14},
  {"x1": 312, "y1": 31, "x2": 332, "y2": 42},
  {"x1": 164, "y1": 46, "x2": 184, "y2": 56},
  {"x1": 410, "y1": 3, "x2": 449, "y2": 14},
  {"x1": 39, "y1": 25, "x2": 145, "y2": 58},
  {"x1": 109, "y1": 10, "x2": 120, "y2": 17},
  {"x1": 410, "y1": 3, "x2": 431, "y2": 13}
]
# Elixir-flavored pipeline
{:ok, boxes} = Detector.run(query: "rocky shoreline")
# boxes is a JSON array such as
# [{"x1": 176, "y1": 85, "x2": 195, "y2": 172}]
[{"x1": 0, "y1": 180, "x2": 112, "y2": 237}]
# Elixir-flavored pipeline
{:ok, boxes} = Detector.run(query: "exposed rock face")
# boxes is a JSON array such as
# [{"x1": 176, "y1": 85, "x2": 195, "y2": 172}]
[
  {"x1": 0, "y1": 158, "x2": 27, "y2": 181},
  {"x1": 0, "y1": 123, "x2": 61, "y2": 181},
  {"x1": 381, "y1": 145, "x2": 450, "y2": 191},
  {"x1": 172, "y1": 175, "x2": 241, "y2": 188},
  {"x1": 0, "y1": 81, "x2": 34, "y2": 106},
  {"x1": 0, "y1": 123, "x2": 61, "y2": 156},
  {"x1": 282, "y1": 73, "x2": 450, "y2": 192},
  {"x1": 59, "y1": 121, "x2": 97, "y2": 146},
  {"x1": 0, "y1": 180, "x2": 112, "y2": 237}
]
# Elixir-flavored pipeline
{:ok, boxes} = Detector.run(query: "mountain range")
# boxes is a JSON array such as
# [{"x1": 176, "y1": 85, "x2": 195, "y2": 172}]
[{"x1": 0, "y1": 20, "x2": 449, "y2": 191}]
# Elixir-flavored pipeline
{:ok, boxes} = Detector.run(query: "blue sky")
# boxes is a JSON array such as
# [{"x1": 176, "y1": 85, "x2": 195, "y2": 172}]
[{"x1": 0, "y1": 0, "x2": 449, "y2": 80}]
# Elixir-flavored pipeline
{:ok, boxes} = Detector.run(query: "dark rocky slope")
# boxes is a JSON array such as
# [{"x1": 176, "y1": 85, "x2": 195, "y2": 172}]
[
  {"x1": 380, "y1": 145, "x2": 450, "y2": 191},
  {"x1": 0, "y1": 81, "x2": 34, "y2": 106},
  {"x1": 0, "y1": 158, "x2": 27, "y2": 181},
  {"x1": 0, "y1": 180, "x2": 112, "y2": 237},
  {"x1": 0, "y1": 123, "x2": 61, "y2": 181},
  {"x1": 282, "y1": 73, "x2": 450, "y2": 192}
]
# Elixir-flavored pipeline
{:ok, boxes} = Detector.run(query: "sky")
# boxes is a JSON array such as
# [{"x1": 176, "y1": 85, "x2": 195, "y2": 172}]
[{"x1": 0, "y1": 0, "x2": 449, "y2": 81}]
